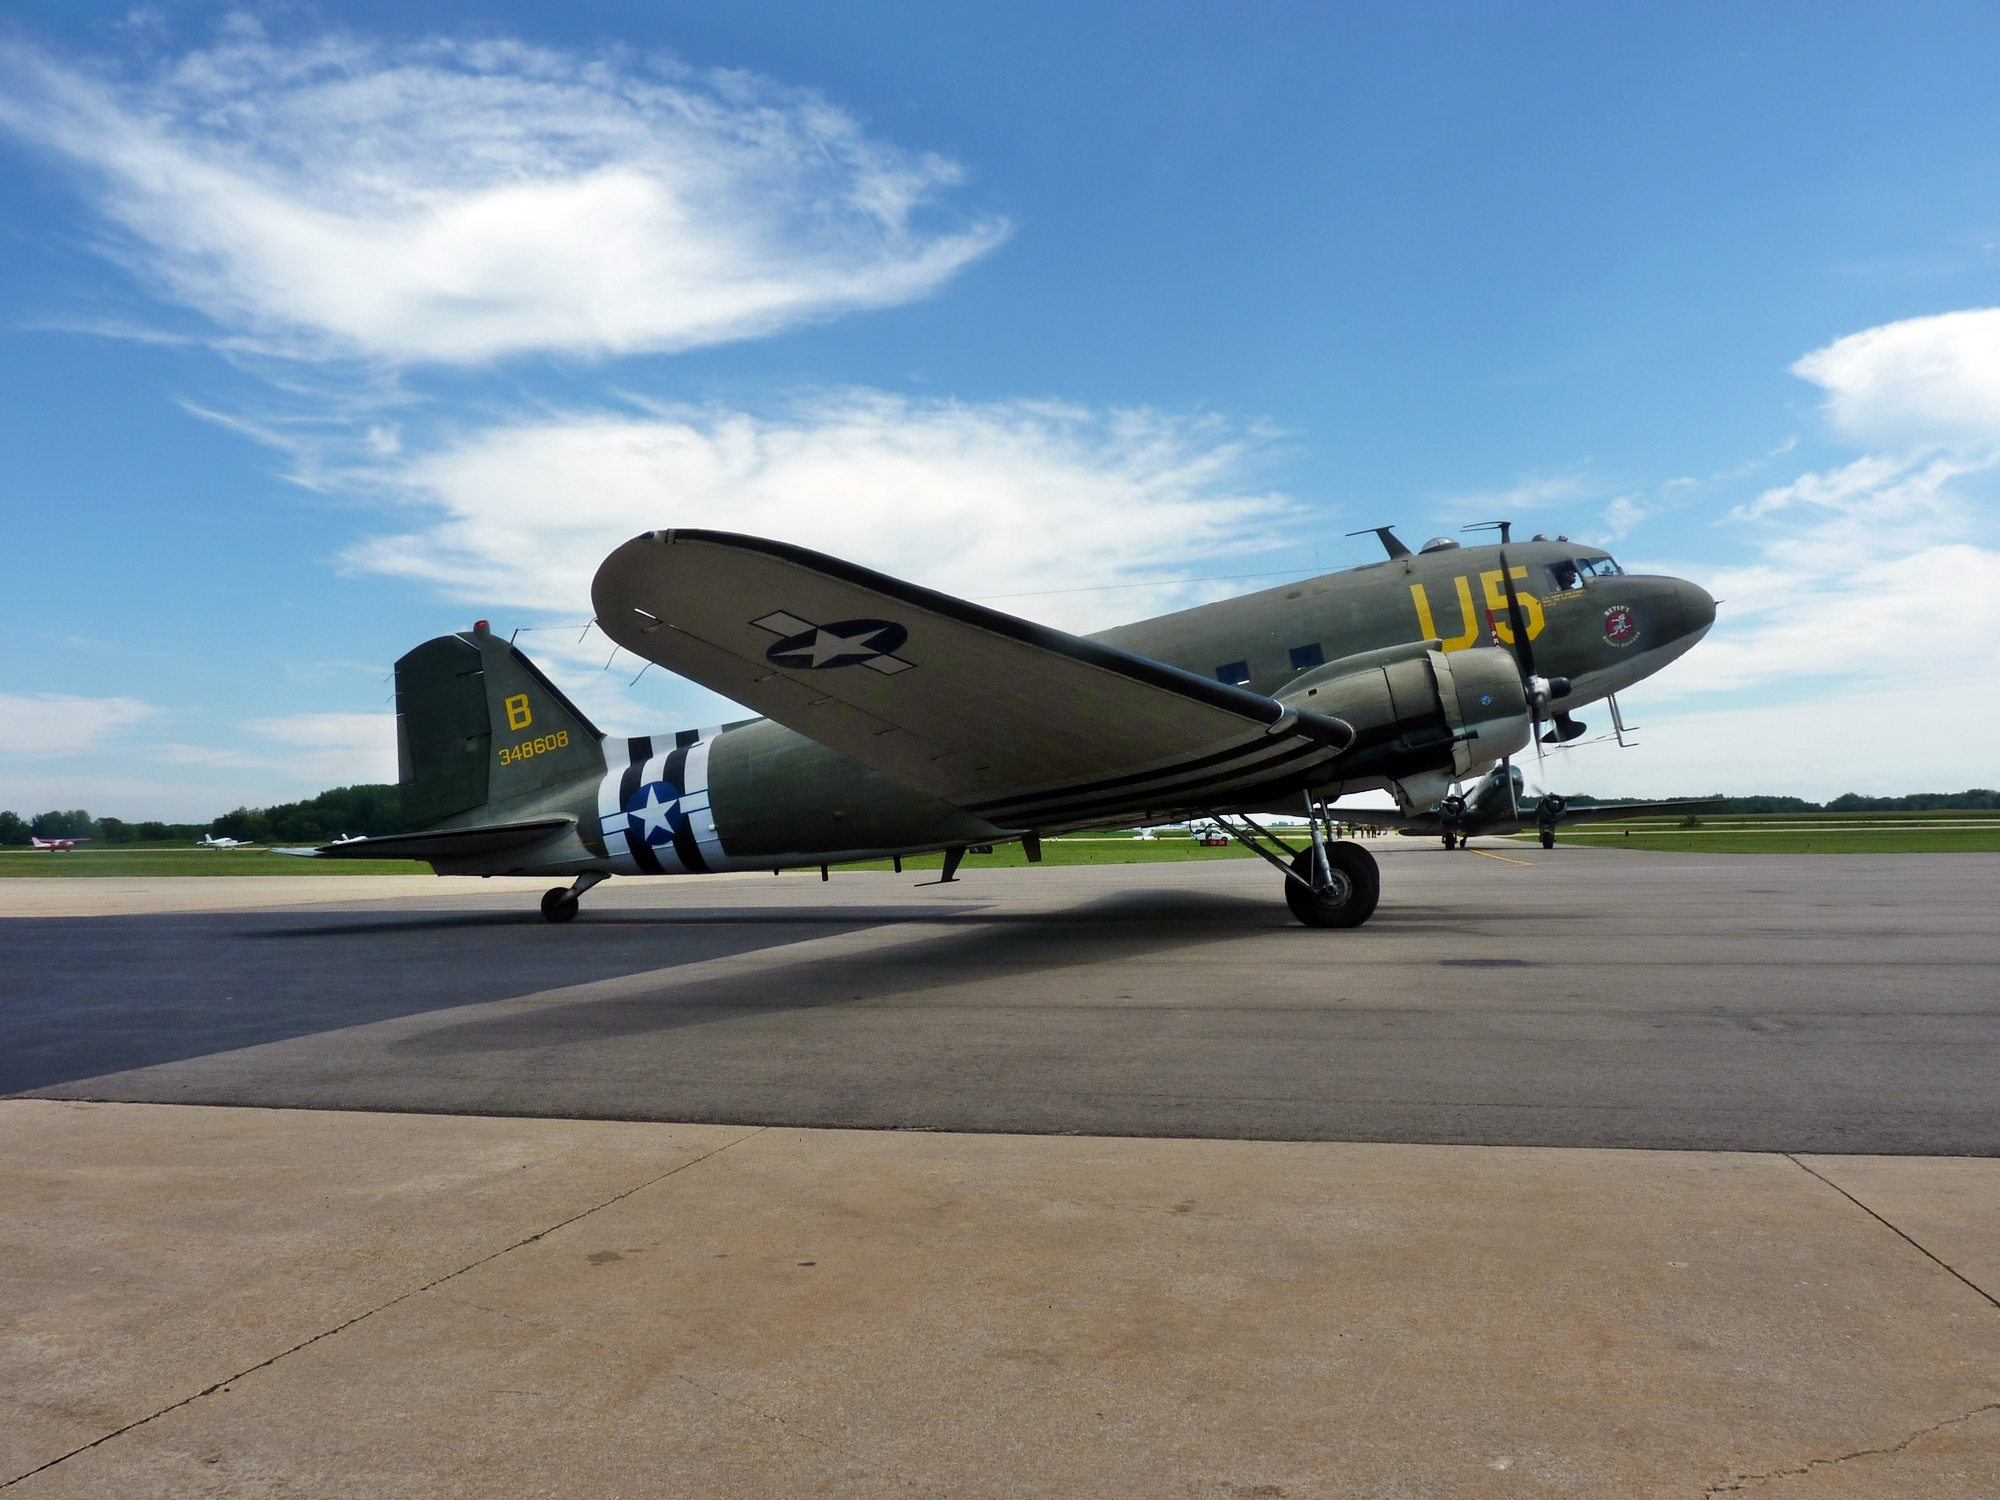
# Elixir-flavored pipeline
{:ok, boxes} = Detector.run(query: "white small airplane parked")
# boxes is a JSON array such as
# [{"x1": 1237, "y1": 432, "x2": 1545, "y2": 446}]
[{"x1": 196, "y1": 834, "x2": 252, "y2": 849}]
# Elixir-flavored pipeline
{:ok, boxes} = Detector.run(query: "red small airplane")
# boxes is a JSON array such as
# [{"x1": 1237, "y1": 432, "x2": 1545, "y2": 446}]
[{"x1": 29, "y1": 836, "x2": 91, "y2": 852}]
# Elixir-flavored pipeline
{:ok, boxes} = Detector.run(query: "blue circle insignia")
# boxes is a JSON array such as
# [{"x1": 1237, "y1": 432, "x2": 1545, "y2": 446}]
[
  {"x1": 766, "y1": 618, "x2": 908, "y2": 670},
  {"x1": 624, "y1": 780, "x2": 684, "y2": 847}
]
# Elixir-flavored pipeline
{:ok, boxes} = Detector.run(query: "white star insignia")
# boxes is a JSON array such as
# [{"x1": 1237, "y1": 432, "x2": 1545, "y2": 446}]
[
  {"x1": 806, "y1": 624, "x2": 888, "y2": 666},
  {"x1": 629, "y1": 786, "x2": 679, "y2": 843}
]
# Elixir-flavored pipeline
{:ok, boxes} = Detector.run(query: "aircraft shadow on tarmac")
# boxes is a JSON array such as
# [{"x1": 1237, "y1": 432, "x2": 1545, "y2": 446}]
[
  {"x1": 386, "y1": 887, "x2": 1302, "y2": 1060},
  {"x1": 260, "y1": 905, "x2": 986, "y2": 938}
]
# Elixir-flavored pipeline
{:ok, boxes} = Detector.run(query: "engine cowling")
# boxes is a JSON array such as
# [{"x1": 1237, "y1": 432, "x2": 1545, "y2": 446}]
[{"x1": 1277, "y1": 643, "x2": 1529, "y2": 780}]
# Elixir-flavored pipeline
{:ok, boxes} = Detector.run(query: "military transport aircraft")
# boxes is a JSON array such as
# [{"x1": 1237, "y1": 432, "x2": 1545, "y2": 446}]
[
  {"x1": 280, "y1": 524, "x2": 1714, "y2": 927},
  {"x1": 1388, "y1": 761, "x2": 1723, "y2": 848}
]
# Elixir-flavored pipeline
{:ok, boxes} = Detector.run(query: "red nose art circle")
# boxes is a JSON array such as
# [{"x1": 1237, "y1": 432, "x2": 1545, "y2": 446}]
[{"x1": 1601, "y1": 605, "x2": 1639, "y2": 647}]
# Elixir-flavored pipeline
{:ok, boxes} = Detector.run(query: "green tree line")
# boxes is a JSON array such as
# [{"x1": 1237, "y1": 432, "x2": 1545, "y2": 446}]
[
  {"x1": 1564, "y1": 790, "x2": 1999, "y2": 813},
  {"x1": 0, "y1": 785, "x2": 406, "y2": 846}
]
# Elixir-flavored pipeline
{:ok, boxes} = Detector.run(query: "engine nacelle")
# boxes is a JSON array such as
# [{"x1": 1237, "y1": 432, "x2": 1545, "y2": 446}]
[{"x1": 1278, "y1": 642, "x2": 1529, "y2": 781}]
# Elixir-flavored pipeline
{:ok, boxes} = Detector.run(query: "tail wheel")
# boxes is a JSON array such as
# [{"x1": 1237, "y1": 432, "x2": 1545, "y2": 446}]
[
  {"x1": 1285, "y1": 841, "x2": 1380, "y2": 929},
  {"x1": 540, "y1": 888, "x2": 580, "y2": 923}
]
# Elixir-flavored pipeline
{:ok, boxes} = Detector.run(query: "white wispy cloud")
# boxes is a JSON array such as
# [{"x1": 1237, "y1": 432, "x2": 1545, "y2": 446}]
[
  {"x1": 332, "y1": 393, "x2": 1300, "y2": 730},
  {"x1": 155, "y1": 712, "x2": 397, "y2": 788},
  {"x1": 1792, "y1": 306, "x2": 2000, "y2": 449},
  {"x1": 1665, "y1": 310, "x2": 2000, "y2": 699},
  {"x1": 0, "y1": 692, "x2": 156, "y2": 754},
  {"x1": 352, "y1": 393, "x2": 1297, "y2": 624},
  {"x1": 0, "y1": 25, "x2": 1006, "y2": 364}
]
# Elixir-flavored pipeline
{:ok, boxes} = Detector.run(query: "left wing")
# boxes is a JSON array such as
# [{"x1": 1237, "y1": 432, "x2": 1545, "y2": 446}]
[{"x1": 593, "y1": 531, "x2": 1353, "y2": 830}]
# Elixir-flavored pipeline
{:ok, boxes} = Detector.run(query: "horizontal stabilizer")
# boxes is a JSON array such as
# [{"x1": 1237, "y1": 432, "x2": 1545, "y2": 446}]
[
  {"x1": 273, "y1": 816, "x2": 573, "y2": 861},
  {"x1": 593, "y1": 530, "x2": 1354, "y2": 829}
]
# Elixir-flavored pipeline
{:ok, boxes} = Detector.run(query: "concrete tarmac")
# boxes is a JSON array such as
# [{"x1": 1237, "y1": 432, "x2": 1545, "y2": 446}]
[
  {"x1": 5, "y1": 852, "x2": 2000, "y2": 1496},
  {"x1": 8, "y1": 845, "x2": 1999, "y2": 1152},
  {"x1": 4, "y1": 1101, "x2": 1997, "y2": 1498}
]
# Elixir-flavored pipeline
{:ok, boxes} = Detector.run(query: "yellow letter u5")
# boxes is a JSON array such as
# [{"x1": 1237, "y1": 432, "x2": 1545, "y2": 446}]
[{"x1": 1410, "y1": 576, "x2": 1482, "y2": 651}]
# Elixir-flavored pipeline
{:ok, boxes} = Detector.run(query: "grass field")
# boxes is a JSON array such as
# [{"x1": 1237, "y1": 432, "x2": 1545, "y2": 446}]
[
  {"x1": 0, "y1": 849, "x2": 433, "y2": 877},
  {"x1": 1528, "y1": 811, "x2": 2000, "y2": 854},
  {"x1": 5, "y1": 815, "x2": 1993, "y2": 876}
]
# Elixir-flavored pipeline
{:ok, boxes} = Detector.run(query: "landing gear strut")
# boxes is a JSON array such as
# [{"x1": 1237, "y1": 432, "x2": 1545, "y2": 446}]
[
  {"x1": 541, "y1": 870, "x2": 607, "y2": 923},
  {"x1": 1205, "y1": 799, "x2": 1381, "y2": 929}
]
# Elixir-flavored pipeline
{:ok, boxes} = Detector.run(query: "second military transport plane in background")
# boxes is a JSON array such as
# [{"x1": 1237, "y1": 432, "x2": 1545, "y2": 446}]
[{"x1": 281, "y1": 524, "x2": 1715, "y2": 927}]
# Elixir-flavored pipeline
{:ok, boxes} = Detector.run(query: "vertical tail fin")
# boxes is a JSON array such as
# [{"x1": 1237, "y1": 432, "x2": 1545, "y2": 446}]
[{"x1": 395, "y1": 623, "x2": 605, "y2": 828}]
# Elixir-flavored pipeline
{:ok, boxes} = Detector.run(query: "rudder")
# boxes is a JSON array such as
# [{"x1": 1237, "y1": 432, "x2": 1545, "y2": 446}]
[{"x1": 395, "y1": 622, "x2": 604, "y2": 828}]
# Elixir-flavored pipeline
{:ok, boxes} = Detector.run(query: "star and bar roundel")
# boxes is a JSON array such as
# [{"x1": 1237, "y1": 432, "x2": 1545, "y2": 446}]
[
  {"x1": 751, "y1": 611, "x2": 914, "y2": 674},
  {"x1": 623, "y1": 778, "x2": 685, "y2": 848}
]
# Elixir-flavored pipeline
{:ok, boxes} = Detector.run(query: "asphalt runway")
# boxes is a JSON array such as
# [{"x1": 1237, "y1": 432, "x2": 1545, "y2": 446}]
[{"x1": 9, "y1": 845, "x2": 1999, "y2": 1153}]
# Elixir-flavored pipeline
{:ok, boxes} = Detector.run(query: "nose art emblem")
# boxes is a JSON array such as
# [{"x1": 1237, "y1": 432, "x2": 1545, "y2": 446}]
[{"x1": 1601, "y1": 605, "x2": 1640, "y2": 648}]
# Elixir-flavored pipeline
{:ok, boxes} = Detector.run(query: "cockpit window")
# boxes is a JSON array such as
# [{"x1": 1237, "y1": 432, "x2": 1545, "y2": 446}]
[{"x1": 1547, "y1": 556, "x2": 1622, "y2": 591}]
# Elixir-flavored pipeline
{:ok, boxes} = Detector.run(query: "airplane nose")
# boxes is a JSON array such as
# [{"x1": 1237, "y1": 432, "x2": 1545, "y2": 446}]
[{"x1": 1675, "y1": 579, "x2": 1717, "y2": 637}]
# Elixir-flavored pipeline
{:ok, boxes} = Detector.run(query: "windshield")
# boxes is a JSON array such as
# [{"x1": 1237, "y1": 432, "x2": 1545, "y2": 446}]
[{"x1": 1547, "y1": 555, "x2": 1621, "y2": 591}]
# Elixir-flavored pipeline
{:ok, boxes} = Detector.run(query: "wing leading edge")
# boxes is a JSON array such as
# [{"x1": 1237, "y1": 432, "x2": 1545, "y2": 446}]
[{"x1": 592, "y1": 531, "x2": 1352, "y2": 829}]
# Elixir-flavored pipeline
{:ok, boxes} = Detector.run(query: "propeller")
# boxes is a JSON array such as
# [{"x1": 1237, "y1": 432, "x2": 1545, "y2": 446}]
[{"x1": 1466, "y1": 521, "x2": 1571, "y2": 773}]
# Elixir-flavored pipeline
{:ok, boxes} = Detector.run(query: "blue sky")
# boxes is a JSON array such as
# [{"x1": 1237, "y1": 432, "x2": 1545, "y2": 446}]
[{"x1": 5, "y1": 2, "x2": 2000, "y2": 819}]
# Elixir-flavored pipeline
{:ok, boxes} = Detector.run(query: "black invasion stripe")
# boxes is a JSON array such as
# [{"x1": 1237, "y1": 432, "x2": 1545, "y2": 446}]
[
  {"x1": 647, "y1": 530, "x2": 1290, "y2": 725},
  {"x1": 1044, "y1": 751, "x2": 1345, "y2": 832},
  {"x1": 663, "y1": 745, "x2": 710, "y2": 874},
  {"x1": 619, "y1": 748, "x2": 665, "y2": 877},
  {"x1": 966, "y1": 731, "x2": 1309, "y2": 819},
  {"x1": 985, "y1": 739, "x2": 1337, "y2": 827},
  {"x1": 963, "y1": 732, "x2": 1274, "y2": 816},
  {"x1": 675, "y1": 727, "x2": 702, "y2": 747}
]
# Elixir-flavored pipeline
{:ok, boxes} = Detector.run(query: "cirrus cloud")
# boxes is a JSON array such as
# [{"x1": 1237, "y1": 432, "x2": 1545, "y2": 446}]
[
  {"x1": 0, "y1": 26, "x2": 1007, "y2": 364},
  {"x1": 350, "y1": 393, "x2": 1300, "y2": 634},
  {"x1": 0, "y1": 692, "x2": 157, "y2": 756}
]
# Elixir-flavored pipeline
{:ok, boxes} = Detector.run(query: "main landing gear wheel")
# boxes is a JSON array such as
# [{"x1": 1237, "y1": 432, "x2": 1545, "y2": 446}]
[
  {"x1": 1441, "y1": 832, "x2": 1458, "y2": 850},
  {"x1": 1540, "y1": 829, "x2": 1556, "y2": 849},
  {"x1": 540, "y1": 888, "x2": 580, "y2": 923},
  {"x1": 1285, "y1": 841, "x2": 1380, "y2": 929}
]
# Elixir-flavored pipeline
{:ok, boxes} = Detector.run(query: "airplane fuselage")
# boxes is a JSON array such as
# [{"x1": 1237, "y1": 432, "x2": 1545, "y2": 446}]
[{"x1": 349, "y1": 534, "x2": 1715, "y2": 881}]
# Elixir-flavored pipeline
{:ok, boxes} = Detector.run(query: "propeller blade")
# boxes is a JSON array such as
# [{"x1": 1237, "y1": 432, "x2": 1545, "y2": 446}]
[{"x1": 1496, "y1": 546, "x2": 1536, "y2": 681}]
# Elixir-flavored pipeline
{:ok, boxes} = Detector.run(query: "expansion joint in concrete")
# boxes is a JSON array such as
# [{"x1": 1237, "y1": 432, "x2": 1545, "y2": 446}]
[
  {"x1": 1783, "y1": 1153, "x2": 2000, "y2": 1310},
  {"x1": 0, "y1": 1125, "x2": 766, "y2": 1491},
  {"x1": 1700, "y1": 1401, "x2": 2000, "y2": 1495}
]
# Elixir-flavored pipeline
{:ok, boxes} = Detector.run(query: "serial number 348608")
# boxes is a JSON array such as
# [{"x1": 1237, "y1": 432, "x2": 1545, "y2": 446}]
[{"x1": 499, "y1": 730, "x2": 569, "y2": 765}]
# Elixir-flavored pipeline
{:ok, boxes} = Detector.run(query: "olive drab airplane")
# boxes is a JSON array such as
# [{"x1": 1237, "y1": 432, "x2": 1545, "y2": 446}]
[
  {"x1": 278, "y1": 523, "x2": 1715, "y2": 926},
  {"x1": 1388, "y1": 761, "x2": 1724, "y2": 849}
]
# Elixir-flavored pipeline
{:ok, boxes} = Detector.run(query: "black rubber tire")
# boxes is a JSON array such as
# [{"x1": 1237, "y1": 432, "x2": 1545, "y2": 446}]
[
  {"x1": 1285, "y1": 841, "x2": 1380, "y2": 929},
  {"x1": 540, "y1": 888, "x2": 580, "y2": 923},
  {"x1": 1540, "y1": 829, "x2": 1556, "y2": 849},
  {"x1": 1442, "y1": 832, "x2": 1457, "y2": 850}
]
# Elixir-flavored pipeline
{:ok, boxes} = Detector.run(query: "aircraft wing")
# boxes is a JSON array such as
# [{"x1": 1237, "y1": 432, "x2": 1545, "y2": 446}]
[
  {"x1": 1548, "y1": 797, "x2": 1724, "y2": 825},
  {"x1": 273, "y1": 817, "x2": 572, "y2": 861},
  {"x1": 593, "y1": 530, "x2": 1354, "y2": 830}
]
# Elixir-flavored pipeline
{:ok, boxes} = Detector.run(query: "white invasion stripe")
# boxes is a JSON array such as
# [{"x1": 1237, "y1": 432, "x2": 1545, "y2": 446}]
[
  {"x1": 595, "y1": 738, "x2": 642, "y2": 875},
  {"x1": 636, "y1": 747, "x2": 687, "y2": 874},
  {"x1": 683, "y1": 735, "x2": 726, "y2": 870}
]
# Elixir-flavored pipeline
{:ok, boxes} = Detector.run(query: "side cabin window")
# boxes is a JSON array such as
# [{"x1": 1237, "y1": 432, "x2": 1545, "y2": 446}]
[
  {"x1": 1216, "y1": 660, "x2": 1251, "y2": 686},
  {"x1": 1288, "y1": 643, "x2": 1324, "y2": 672}
]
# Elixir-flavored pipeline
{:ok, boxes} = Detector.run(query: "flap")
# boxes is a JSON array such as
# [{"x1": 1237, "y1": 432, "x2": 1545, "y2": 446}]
[{"x1": 593, "y1": 531, "x2": 1352, "y2": 828}]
